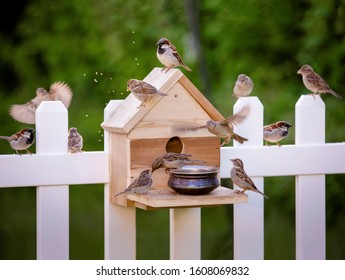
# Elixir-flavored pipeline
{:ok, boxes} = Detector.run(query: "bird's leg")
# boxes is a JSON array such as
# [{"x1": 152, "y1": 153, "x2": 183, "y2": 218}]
[
  {"x1": 26, "y1": 149, "x2": 32, "y2": 155},
  {"x1": 220, "y1": 136, "x2": 230, "y2": 147},
  {"x1": 276, "y1": 142, "x2": 282, "y2": 148},
  {"x1": 309, "y1": 93, "x2": 317, "y2": 100},
  {"x1": 15, "y1": 150, "x2": 22, "y2": 156},
  {"x1": 164, "y1": 67, "x2": 172, "y2": 73},
  {"x1": 234, "y1": 189, "x2": 244, "y2": 194},
  {"x1": 137, "y1": 102, "x2": 146, "y2": 109},
  {"x1": 165, "y1": 168, "x2": 172, "y2": 174}
]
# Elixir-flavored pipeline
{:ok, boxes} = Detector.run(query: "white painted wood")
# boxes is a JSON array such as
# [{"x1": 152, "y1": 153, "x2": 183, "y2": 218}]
[
  {"x1": 0, "y1": 152, "x2": 108, "y2": 188},
  {"x1": 295, "y1": 95, "x2": 325, "y2": 259},
  {"x1": 2, "y1": 142, "x2": 343, "y2": 188},
  {"x1": 36, "y1": 185, "x2": 69, "y2": 259},
  {"x1": 170, "y1": 208, "x2": 201, "y2": 260},
  {"x1": 0, "y1": 94, "x2": 343, "y2": 260},
  {"x1": 233, "y1": 97, "x2": 264, "y2": 260},
  {"x1": 104, "y1": 100, "x2": 136, "y2": 260},
  {"x1": 36, "y1": 101, "x2": 69, "y2": 260},
  {"x1": 220, "y1": 143, "x2": 345, "y2": 178}
]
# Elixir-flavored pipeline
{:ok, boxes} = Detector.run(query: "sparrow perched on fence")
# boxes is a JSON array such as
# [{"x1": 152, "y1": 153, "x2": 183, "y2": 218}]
[
  {"x1": 68, "y1": 127, "x2": 83, "y2": 153},
  {"x1": 9, "y1": 81, "x2": 73, "y2": 124},
  {"x1": 297, "y1": 64, "x2": 342, "y2": 99},
  {"x1": 156, "y1": 38, "x2": 192, "y2": 73},
  {"x1": 152, "y1": 152, "x2": 206, "y2": 174},
  {"x1": 127, "y1": 79, "x2": 168, "y2": 107},
  {"x1": 263, "y1": 121, "x2": 292, "y2": 147},
  {"x1": 114, "y1": 169, "x2": 153, "y2": 197},
  {"x1": 230, "y1": 158, "x2": 269, "y2": 199},
  {"x1": 233, "y1": 74, "x2": 254, "y2": 98},
  {"x1": 0, "y1": 128, "x2": 35, "y2": 155}
]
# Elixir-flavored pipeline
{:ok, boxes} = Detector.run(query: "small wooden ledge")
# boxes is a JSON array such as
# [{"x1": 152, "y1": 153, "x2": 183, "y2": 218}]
[{"x1": 126, "y1": 186, "x2": 248, "y2": 210}]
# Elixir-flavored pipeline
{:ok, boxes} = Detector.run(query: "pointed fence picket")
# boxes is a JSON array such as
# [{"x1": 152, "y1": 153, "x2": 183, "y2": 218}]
[{"x1": 0, "y1": 96, "x2": 344, "y2": 260}]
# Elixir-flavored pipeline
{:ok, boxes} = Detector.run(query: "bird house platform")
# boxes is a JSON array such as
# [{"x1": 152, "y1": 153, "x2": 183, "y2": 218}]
[
  {"x1": 102, "y1": 67, "x2": 249, "y2": 209},
  {"x1": 126, "y1": 187, "x2": 248, "y2": 210}
]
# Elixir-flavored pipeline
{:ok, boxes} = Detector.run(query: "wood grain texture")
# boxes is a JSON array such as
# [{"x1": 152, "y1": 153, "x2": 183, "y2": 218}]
[
  {"x1": 110, "y1": 133, "x2": 131, "y2": 206},
  {"x1": 101, "y1": 68, "x2": 225, "y2": 135},
  {"x1": 128, "y1": 82, "x2": 215, "y2": 139},
  {"x1": 126, "y1": 187, "x2": 248, "y2": 210},
  {"x1": 179, "y1": 75, "x2": 224, "y2": 121},
  {"x1": 130, "y1": 137, "x2": 220, "y2": 190}
]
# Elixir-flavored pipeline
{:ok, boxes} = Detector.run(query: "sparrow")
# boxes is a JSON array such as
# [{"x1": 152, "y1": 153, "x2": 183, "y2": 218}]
[
  {"x1": 152, "y1": 152, "x2": 206, "y2": 174},
  {"x1": 156, "y1": 38, "x2": 192, "y2": 73},
  {"x1": 68, "y1": 127, "x2": 83, "y2": 153},
  {"x1": 0, "y1": 128, "x2": 35, "y2": 155},
  {"x1": 127, "y1": 79, "x2": 168, "y2": 107},
  {"x1": 297, "y1": 64, "x2": 342, "y2": 99},
  {"x1": 230, "y1": 158, "x2": 269, "y2": 199},
  {"x1": 263, "y1": 121, "x2": 292, "y2": 147},
  {"x1": 114, "y1": 169, "x2": 153, "y2": 197},
  {"x1": 205, "y1": 105, "x2": 250, "y2": 146},
  {"x1": 9, "y1": 81, "x2": 73, "y2": 124},
  {"x1": 233, "y1": 74, "x2": 254, "y2": 98}
]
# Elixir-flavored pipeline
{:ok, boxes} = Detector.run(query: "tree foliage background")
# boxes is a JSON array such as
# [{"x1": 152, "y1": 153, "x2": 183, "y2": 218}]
[{"x1": 0, "y1": 0, "x2": 344, "y2": 259}]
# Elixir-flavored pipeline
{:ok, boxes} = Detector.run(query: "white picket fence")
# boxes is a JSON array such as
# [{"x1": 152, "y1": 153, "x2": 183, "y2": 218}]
[{"x1": 0, "y1": 95, "x2": 344, "y2": 260}]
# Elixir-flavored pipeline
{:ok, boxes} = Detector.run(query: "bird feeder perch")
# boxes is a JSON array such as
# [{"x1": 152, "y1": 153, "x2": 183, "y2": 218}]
[{"x1": 101, "y1": 68, "x2": 247, "y2": 209}]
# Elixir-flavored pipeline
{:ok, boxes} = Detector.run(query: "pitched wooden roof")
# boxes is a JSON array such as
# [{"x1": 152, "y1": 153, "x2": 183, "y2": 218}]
[{"x1": 101, "y1": 67, "x2": 224, "y2": 133}]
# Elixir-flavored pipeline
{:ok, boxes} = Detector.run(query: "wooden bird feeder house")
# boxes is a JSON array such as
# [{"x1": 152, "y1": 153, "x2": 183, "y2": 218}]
[{"x1": 101, "y1": 68, "x2": 247, "y2": 209}]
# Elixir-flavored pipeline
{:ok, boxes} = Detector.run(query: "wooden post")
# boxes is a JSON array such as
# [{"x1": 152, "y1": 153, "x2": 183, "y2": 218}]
[
  {"x1": 233, "y1": 97, "x2": 264, "y2": 259},
  {"x1": 170, "y1": 208, "x2": 201, "y2": 259},
  {"x1": 104, "y1": 100, "x2": 136, "y2": 259},
  {"x1": 36, "y1": 101, "x2": 69, "y2": 260},
  {"x1": 295, "y1": 95, "x2": 325, "y2": 259}
]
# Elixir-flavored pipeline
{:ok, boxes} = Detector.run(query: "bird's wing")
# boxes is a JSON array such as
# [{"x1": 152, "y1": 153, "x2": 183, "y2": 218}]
[
  {"x1": 133, "y1": 81, "x2": 157, "y2": 94},
  {"x1": 221, "y1": 105, "x2": 251, "y2": 125},
  {"x1": 169, "y1": 43, "x2": 185, "y2": 64},
  {"x1": 235, "y1": 167, "x2": 256, "y2": 188},
  {"x1": 263, "y1": 125, "x2": 274, "y2": 132},
  {"x1": 166, "y1": 153, "x2": 191, "y2": 161},
  {"x1": 50, "y1": 81, "x2": 73, "y2": 108},
  {"x1": 306, "y1": 73, "x2": 330, "y2": 91},
  {"x1": 152, "y1": 155, "x2": 165, "y2": 171},
  {"x1": 9, "y1": 100, "x2": 39, "y2": 124},
  {"x1": 69, "y1": 134, "x2": 82, "y2": 147}
]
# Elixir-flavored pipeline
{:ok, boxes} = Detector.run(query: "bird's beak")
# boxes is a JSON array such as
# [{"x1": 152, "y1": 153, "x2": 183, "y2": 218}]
[
  {"x1": 297, "y1": 69, "x2": 301, "y2": 74},
  {"x1": 126, "y1": 87, "x2": 130, "y2": 92}
]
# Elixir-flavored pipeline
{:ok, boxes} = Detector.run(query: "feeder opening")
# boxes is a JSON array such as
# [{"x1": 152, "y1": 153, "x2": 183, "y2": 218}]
[{"x1": 166, "y1": 136, "x2": 183, "y2": 153}]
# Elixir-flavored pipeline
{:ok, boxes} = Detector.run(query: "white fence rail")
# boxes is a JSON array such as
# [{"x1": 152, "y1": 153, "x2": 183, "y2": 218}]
[{"x1": 0, "y1": 96, "x2": 344, "y2": 260}]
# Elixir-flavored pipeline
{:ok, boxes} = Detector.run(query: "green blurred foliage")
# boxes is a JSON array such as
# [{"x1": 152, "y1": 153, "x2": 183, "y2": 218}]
[{"x1": 0, "y1": 0, "x2": 344, "y2": 260}]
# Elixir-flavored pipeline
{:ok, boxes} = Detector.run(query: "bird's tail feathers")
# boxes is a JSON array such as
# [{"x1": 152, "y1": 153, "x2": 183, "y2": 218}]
[
  {"x1": 114, "y1": 190, "x2": 126, "y2": 197},
  {"x1": 233, "y1": 133, "x2": 248, "y2": 144},
  {"x1": 171, "y1": 123, "x2": 205, "y2": 133},
  {"x1": 256, "y1": 189, "x2": 270, "y2": 199},
  {"x1": 158, "y1": 91, "x2": 168, "y2": 97},
  {"x1": 182, "y1": 63, "x2": 192, "y2": 72},
  {"x1": 330, "y1": 90, "x2": 343, "y2": 99},
  {"x1": 0, "y1": 136, "x2": 10, "y2": 142}
]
